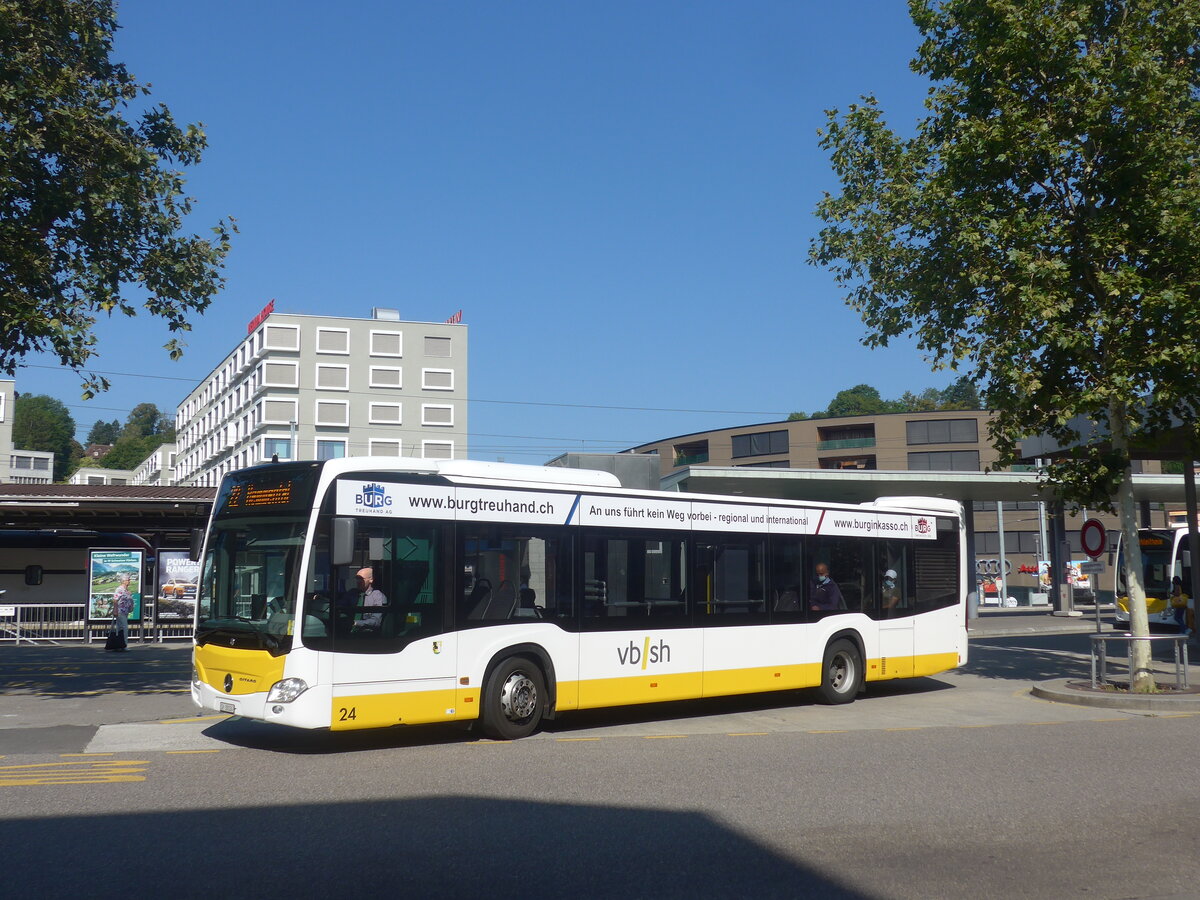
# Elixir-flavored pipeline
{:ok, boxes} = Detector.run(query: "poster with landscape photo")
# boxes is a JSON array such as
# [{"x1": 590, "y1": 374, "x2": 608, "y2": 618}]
[{"x1": 88, "y1": 549, "x2": 144, "y2": 622}]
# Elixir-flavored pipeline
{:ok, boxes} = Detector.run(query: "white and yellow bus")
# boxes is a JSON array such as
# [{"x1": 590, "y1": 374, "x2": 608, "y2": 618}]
[
  {"x1": 1113, "y1": 526, "x2": 1192, "y2": 629},
  {"x1": 191, "y1": 458, "x2": 968, "y2": 739}
]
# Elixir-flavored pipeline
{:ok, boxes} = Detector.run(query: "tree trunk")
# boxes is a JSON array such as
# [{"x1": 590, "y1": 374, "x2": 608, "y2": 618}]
[{"x1": 1111, "y1": 400, "x2": 1155, "y2": 691}]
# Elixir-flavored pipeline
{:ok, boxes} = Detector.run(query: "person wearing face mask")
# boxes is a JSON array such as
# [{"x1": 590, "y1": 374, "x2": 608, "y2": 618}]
[
  {"x1": 881, "y1": 568, "x2": 900, "y2": 616},
  {"x1": 811, "y1": 562, "x2": 845, "y2": 612}
]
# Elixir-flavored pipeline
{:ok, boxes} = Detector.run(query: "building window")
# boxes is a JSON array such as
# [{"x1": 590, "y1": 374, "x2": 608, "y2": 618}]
[
  {"x1": 737, "y1": 459, "x2": 791, "y2": 468},
  {"x1": 11, "y1": 456, "x2": 31, "y2": 470},
  {"x1": 424, "y1": 336, "x2": 451, "y2": 358},
  {"x1": 370, "y1": 330, "x2": 403, "y2": 357},
  {"x1": 975, "y1": 531, "x2": 1040, "y2": 554},
  {"x1": 422, "y1": 368, "x2": 454, "y2": 390},
  {"x1": 316, "y1": 328, "x2": 350, "y2": 355},
  {"x1": 32, "y1": 457, "x2": 49, "y2": 470},
  {"x1": 906, "y1": 418, "x2": 979, "y2": 445},
  {"x1": 263, "y1": 361, "x2": 299, "y2": 387},
  {"x1": 315, "y1": 400, "x2": 349, "y2": 426},
  {"x1": 422, "y1": 404, "x2": 454, "y2": 427},
  {"x1": 264, "y1": 324, "x2": 300, "y2": 351},
  {"x1": 673, "y1": 440, "x2": 709, "y2": 467},
  {"x1": 369, "y1": 366, "x2": 402, "y2": 389},
  {"x1": 369, "y1": 439, "x2": 403, "y2": 456},
  {"x1": 263, "y1": 437, "x2": 292, "y2": 460},
  {"x1": 907, "y1": 450, "x2": 980, "y2": 471},
  {"x1": 422, "y1": 440, "x2": 454, "y2": 459},
  {"x1": 0, "y1": 392, "x2": 5, "y2": 421},
  {"x1": 262, "y1": 398, "x2": 298, "y2": 424},
  {"x1": 731, "y1": 430, "x2": 788, "y2": 459},
  {"x1": 369, "y1": 402, "x2": 402, "y2": 425},
  {"x1": 315, "y1": 364, "x2": 349, "y2": 391},
  {"x1": 316, "y1": 440, "x2": 346, "y2": 461}
]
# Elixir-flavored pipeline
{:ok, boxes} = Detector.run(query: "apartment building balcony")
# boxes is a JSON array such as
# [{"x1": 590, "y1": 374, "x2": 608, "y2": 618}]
[{"x1": 817, "y1": 437, "x2": 877, "y2": 451}]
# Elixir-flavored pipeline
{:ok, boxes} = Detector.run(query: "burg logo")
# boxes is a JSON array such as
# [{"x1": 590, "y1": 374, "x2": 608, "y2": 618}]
[{"x1": 356, "y1": 483, "x2": 392, "y2": 508}]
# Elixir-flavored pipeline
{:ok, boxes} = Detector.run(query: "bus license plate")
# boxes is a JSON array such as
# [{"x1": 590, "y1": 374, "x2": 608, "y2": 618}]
[{"x1": 219, "y1": 701, "x2": 236, "y2": 714}]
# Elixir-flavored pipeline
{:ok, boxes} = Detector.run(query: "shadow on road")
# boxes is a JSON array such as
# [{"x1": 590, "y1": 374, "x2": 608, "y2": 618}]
[
  {"x1": 0, "y1": 795, "x2": 867, "y2": 899},
  {"x1": 0, "y1": 644, "x2": 190, "y2": 697}
]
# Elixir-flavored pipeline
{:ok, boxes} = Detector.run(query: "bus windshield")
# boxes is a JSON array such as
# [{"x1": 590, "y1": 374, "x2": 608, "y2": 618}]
[
  {"x1": 196, "y1": 517, "x2": 309, "y2": 654},
  {"x1": 1118, "y1": 531, "x2": 1174, "y2": 599}
]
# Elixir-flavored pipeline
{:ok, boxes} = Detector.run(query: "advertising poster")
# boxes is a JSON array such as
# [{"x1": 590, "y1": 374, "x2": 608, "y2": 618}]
[
  {"x1": 156, "y1": 551, "x2": 200, "y2": 621},
  {"x1": 88, "y1": 549, "x2": 144, "y2": 622}
]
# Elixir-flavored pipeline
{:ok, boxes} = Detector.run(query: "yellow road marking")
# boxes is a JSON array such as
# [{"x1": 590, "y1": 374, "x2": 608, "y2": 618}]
[
  {"x1": 468, "y1": 740, "x2": 511, "y2": 745},
  {"x1": 165, "y1": 750, "x2": 221, "y2": 754},
  {"x1": 59, "y1": 753, "x2": 113, "y2": 758},
  {"x1": 0, "y1": 760, "x2": 147, "y2": 787}
]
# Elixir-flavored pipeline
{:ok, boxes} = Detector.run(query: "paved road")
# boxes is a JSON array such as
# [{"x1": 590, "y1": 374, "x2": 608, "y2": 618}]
[{"x1": 2, "y1": 627, "x2": 1198, "y2": 898}]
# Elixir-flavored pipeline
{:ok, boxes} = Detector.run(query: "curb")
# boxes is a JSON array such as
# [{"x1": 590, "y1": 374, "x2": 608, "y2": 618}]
[{"x1": 1031, "y1": 677, "x2": 1200, "y2": 712}]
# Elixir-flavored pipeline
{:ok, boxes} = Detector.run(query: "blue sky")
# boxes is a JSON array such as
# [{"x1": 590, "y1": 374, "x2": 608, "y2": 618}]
[{"x1": 21, "y1": 1, "x2": 948, "y2": 461}]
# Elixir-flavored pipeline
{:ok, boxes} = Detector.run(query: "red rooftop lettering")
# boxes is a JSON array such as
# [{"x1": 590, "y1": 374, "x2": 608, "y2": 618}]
[{"x1": 247, "y1": 299, "x2": 276, "y2": 334}]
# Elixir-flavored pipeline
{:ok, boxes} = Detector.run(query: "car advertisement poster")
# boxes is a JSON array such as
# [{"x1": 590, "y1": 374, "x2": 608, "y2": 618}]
[
  {"x1": 156, "y1": 551, "x2": 200, "y2": 621},
  {"x1": 88, "y1": 549, "x2": 144, "y2": 622}
]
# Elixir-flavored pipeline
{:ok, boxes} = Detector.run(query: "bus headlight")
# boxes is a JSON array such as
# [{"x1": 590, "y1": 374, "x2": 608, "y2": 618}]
[{"x1": 267, "y1": 678, "x2": 309, "y2": 703}]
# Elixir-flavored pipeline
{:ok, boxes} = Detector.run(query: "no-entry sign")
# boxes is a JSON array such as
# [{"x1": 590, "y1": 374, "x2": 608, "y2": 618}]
[{"x1": 1080, "y1": 518, "x2": 1107, "y2": 559}]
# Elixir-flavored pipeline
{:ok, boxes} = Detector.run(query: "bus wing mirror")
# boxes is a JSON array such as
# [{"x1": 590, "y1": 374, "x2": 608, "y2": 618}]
[
  {"x1": 331, "y1": 517, "x2": 357, "y2": 567},
  {"x1": 188, "y1": 528, "x2": 205, "y2": 562},
  {"x1": 1184, "y1": 550, "x2": 1192, "y2": 568}
]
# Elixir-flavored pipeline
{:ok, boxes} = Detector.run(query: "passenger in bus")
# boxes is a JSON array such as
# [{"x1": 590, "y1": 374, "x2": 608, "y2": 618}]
[
  {"x1": 810, "y1": 563, "x2": 845, "y2": 611},
  {"x1": 881, "y1": 569, "x2": 900, "y2": 616},
  {"x1": 1170, "y1": 576, "x2": 1188, "y2": 632}
]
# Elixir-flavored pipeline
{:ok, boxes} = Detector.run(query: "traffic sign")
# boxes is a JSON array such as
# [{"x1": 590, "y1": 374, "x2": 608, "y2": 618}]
[
  {"x1": 1079, "y1": 560, "x2": 1105, "y2": 575},
  {"x1": 1080, "y1": 518, "x2": 1107, "y2": 559}
]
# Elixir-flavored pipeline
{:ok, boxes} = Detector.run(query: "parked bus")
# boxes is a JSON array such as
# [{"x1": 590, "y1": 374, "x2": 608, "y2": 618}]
[
  {"x1": 1113, "y1": 526, "x2": 1192, "y2": 629},
  {"x1": 191, "y1": 458, "x2": 968, "y2": 738}
]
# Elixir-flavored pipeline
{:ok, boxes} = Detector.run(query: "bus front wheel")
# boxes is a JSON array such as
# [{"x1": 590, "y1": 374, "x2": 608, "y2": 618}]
[
  {"x1": 817, "y1": 639, "x2": 862, "y2": 705},
  {"x1": 480, "y1": 657, "x2": 545, "y2": 740}
]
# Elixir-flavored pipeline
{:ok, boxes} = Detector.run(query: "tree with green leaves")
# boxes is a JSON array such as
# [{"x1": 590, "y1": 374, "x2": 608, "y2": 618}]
[
  {"x1": 12, "y1": 393, "x2": 75, "y2": 480},
  {"x1": 86, "y1": 418, "x2": 121, "y2": 445},
  {"x1": 0, "y1": 0, "x2": 234, "y2": 399},
  {"x1": 811, "y1": 0, "x2": 1200, "y2": 690}
]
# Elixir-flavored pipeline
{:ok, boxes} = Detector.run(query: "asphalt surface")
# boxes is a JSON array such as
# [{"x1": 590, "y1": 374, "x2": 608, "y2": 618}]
[{"x1": 2, "y1": 612, "x2": 1199, "y2": 899}]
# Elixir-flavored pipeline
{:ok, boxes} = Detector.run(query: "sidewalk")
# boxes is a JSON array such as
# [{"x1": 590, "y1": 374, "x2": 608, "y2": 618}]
[{"x1": 969, "y1": 606, "x2": 1116, "y2": 638}]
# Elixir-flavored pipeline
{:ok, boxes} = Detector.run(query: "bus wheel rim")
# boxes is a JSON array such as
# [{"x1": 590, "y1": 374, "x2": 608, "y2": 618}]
[
  {"x1": 830, "y1": 653, "x2": 853, "y2": 692},
  {"x1": 500, "y1": 672, "x2": 537, "y2": 721}
]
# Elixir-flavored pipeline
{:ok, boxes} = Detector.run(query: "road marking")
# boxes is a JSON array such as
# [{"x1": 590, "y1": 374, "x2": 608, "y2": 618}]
[
  {"x1": 164, "y1": 748, "x2": 220, "y2": 758},
  {"x1": 0, "y1": 760, "x2": 148, "y2": 787},
  {"x1": 467, "y1": 740, "x2": 511, "y2": 745},
  {"x1": 60, "y1": 753, "x2": 113, "y2": 758},
  {"x1": 556, "y1": 737, "x2": 601, "y2": 742}
]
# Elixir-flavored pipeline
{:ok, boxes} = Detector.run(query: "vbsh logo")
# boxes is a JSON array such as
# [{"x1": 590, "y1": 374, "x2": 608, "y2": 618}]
[
  {"x1": 356, "y1": 483, "x2": 393, "y2": 509},
  {"x1": 616, "y1": 637, "x2": 671, "y2": 670}
]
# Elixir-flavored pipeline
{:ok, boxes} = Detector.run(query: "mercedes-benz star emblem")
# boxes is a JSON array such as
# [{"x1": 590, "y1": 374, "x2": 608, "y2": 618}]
[{"x1": 224, "y1": 674, "x2": 233, "y2": 693}]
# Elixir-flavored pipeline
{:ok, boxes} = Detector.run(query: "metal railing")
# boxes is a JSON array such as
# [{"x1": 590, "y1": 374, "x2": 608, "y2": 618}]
[
  {"x1": 817, "y1": 437, "x2": 876, "y2": 451},
  {"x1": 1090, "y1": 633, "x2": 1190, "y2": 691},
  {"x1": 0, "y1": 602, "x2": 192, "y2": 644}
]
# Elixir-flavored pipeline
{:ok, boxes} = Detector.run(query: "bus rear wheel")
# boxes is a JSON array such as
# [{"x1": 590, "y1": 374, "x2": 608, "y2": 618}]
[
  {"x1": 480, "y1": 657, "x2": 545, "y2": 740},
  {"x1": 817, "y1": 639, "x2": 862, "y2": 705}
]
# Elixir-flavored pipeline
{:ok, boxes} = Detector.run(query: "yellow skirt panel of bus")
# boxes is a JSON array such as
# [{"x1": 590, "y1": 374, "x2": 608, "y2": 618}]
[
  {"x1": 865, "y1": 656, "x2": 914, "y2": 680},
  {"x1": 331, "y1": 688, "x2": 464, "y2": 730},
  {"x1": 1115, "y1": 595, "x2": 1169, "y2": 615},
  {"x1": 574, "y1": 671, "x2": 704, "y2": 710},
  {"x1": 702, "y1": 662, "x2": 822, "y2": 697},
  {"x1": 194, "y1": 644, "x2": 285, "y2": 696},
  {"x1": 909, "y1": 651, "x2": 959, "y2": 678}
]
